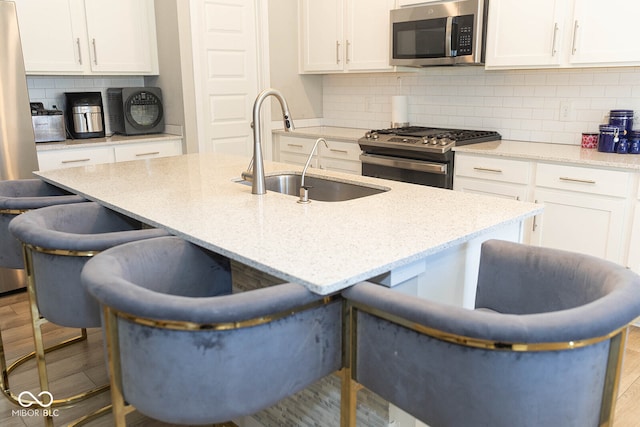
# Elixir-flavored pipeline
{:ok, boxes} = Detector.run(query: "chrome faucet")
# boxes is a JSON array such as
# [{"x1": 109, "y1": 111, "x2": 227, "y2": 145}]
[
  {"x1": 242, "y1": 88, "x2": 294, "y2": 195},
  {"x1": 298, "y1": 138, "x2": 328, "y2": 204}
]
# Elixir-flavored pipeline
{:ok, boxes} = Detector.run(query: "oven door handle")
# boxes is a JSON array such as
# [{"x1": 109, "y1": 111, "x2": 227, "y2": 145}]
[{"x1": 360, "y1": 153, "x2": 447, "y2": 175}]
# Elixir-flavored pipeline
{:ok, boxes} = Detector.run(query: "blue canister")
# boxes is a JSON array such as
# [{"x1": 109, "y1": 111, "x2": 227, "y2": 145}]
[
  {"x1": 598, "y1": 124, "x2": 623, "y2": 153},
  {"x1": 629, "y1": 130, "x2": 640, "y2": 154},
  {"x1": 616, "y1": 138, "x2": 629, "y2": 154},
  {"x1": 609, "y1": 110, "x2": 634, "y2": 136}
]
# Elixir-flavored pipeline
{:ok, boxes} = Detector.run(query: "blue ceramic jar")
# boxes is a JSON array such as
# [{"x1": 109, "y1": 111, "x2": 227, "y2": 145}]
[
  {"x1": 598, "y1": 124, "x2": 624, "y2": 153},
  {"x1": 629, "y1": 130, "x2": 640, "y2": 154},
  {"x1": 609, "y1": 110, "x2": 634, "y2": 136}
]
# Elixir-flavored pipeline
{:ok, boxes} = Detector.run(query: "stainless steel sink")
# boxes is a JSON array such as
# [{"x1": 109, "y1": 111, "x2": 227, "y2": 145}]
[{"x1": 236, "y1": 173, "x2": 389, "y2": 202}]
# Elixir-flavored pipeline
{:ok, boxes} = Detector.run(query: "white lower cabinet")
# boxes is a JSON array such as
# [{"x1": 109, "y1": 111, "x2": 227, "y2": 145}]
[
  {"x1": 37, "y1": 146, "x2": 115, "y2": 171},
  {"x1": 530, "y1": 163, "x2": 631, "y2": 263},
  {"x1": 454, "y1": 152, "x2": 636, "y2": 265},
  {"x1": 37, "y1": 138, "x2": 183, "y2": 171},
  {"x1": 275, "y1": 134, "x2": 361, "y2": 175},
  {"x1": 113, "y1": 140, "x2": 182, "y2": 162}
]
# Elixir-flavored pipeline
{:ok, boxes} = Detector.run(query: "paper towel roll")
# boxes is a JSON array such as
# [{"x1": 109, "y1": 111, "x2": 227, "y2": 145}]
[{"x1": 391, "y1": 95, "x2": 409, "y2": 128}]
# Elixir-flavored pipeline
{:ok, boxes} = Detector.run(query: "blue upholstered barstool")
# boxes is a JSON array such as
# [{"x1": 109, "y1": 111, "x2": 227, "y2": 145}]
[
  {"x1": 341, "y1": 240, "x2": 640, "y2": 427},
  {"x1": 81, "y1": 236, "x2": 343, "y2": 426},
  {"x1": 0, "y1": 179, "x2": 85, "y2": 407},
  {"x1": 8, "y1": 202, "x2": 169, "y2": 425}
]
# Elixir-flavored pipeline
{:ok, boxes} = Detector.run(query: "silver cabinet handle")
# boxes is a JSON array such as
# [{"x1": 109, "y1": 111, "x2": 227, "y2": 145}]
[
  {"x1": 61, "y1": 158, "x2": 91, "y2": 164},
  {"x1": 551, "y1": 23, "x2": 559, "y2": 56},
  {"x1": 336, "y1": 41, "x2": 341, "y2": 64},
  {"x1": 346, "y1": 40, "x2": 351, "y2": 64},
  {"x1": 76, "y1": 38, "x2": 82, "y2": 64},
  {"x1": 287, "y1": 143, "x2": 303, "y2": 148},
  {"x1": 533, "y1": 199, "x2": 539, "y2": 231},
  {"x1": 92, "y1": 38, "x2": 98, "y2": 64},
  {"x1": 329, "y1": 148, "x2": 349, "y2": 154},
  {"x1": 559, "y1": 176, "x2": 596, "y2": 184},
  {"x1": 473, "y1": 167, "x2": 503, "y2": 173},
  {"x1": 135, "y1": 151, "x2": 160, "y2": 157},
  {"x1": 571, "y1": 21, "x2": 579, "y2": 54}
]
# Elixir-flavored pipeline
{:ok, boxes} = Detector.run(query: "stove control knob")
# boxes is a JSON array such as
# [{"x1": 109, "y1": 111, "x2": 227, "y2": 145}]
[
  {"x1": 372, "y1": 133, "x2": 379, "y2": 140},
  {"x1": 440, "y1": 138, "x2": 454, "y2": 146},
  {"x1": 430, "y1": 138, "x2": 439, "y2": 145}
]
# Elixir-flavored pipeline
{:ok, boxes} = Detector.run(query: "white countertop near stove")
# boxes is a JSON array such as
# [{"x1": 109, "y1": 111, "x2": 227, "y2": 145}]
[
  {"x1": 454, "y1": 140, "x2": 640, "y2": 171},
  {"x1": 35, "y1": 153, "x2": 540, "y2": 295}
]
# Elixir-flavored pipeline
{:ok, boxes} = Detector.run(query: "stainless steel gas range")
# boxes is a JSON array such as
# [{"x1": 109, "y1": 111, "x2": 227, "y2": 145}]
[{"x1": 358, "y1": 126, "x2": 501, "y2": 189}]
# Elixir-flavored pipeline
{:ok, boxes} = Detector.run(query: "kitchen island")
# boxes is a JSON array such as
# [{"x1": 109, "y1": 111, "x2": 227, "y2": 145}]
[{"x1": 35, "y1": 152, "x2": 541, "y2": 427}]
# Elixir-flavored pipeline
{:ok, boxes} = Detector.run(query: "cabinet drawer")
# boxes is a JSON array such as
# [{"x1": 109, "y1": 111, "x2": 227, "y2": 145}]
[
  {"x1": 455, "y1": 154, "x2": 531, "y2": 184},
  {"x1": 278, "y1": 135, "x2": 318, "y2": 155},
  {"x1": 114, "y1": 140, "x2": 182, "y2": 162},
  {"x1": 321, "y1": 140, "x2": 361, "y2": 161},
  {"x1": 37, "y1": 146, "x2": 114, "y2": 171},
  {"x1": 535, "y1": 163, "x2": 631, "y2": 198}
]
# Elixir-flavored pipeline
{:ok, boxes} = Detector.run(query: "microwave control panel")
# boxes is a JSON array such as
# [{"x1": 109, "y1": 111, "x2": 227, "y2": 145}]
[{"x1": 454, "y1": 15, "x2": 474, "y2": 56}]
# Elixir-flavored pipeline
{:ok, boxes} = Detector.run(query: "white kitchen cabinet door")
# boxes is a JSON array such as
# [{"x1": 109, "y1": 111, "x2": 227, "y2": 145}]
[
  {"x1": 37, "y1": 146, "x2": 115, "y2": 171},
  {"x1": 15, "y1": 0, "x2": 158, "y2": 75},
  {"x1": 83, "y1": 0, "x2": 158, "y2": 74},
  {"x1": 530, "y1": 188, "x2": 627, "y2": 263},
  {"x1": 454, "y1": 177, "x2": 528, "y2": 202},
  {"x1": 299, "y1": 0, "x2": 395, "y2": 73},
  {"x1": 299, "y1": 0, "x2": 344, "y2": 72},
  {"x1": 14, "y1": 0, "x2": 86, "y2": 74},
  {"x1": 113, "y1": 140, "x2": 183, "y2": 162},
  {"x1": 345, "y1": 0, "x2": 395, "y2": 71},
  {"x1": 485, "y1": 0, "x2": 566, "y2": 68},
  {"x1": 569, "y1": 0, "x2": 640, "y2": 66}
]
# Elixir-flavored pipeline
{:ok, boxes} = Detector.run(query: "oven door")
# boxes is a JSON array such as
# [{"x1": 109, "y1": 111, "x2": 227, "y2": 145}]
[{"x1": 360, "y1": 153, "x2": 451, "y2": 189}]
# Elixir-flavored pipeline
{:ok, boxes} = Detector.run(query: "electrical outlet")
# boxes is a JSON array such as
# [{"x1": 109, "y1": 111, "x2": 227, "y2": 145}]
[{"x1": 559, "y1": 101, "x2": 573, "y2": 121}]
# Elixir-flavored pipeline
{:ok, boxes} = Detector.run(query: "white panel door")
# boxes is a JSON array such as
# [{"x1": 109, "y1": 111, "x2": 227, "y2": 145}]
[{"x1": 191, "y1": 0, "x2": 259, "y2": 155}]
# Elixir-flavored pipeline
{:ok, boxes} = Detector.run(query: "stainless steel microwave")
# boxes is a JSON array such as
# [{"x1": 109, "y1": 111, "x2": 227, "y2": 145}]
[{"x1": 390, "y1": 0, "x2": 488, "y2": 67}]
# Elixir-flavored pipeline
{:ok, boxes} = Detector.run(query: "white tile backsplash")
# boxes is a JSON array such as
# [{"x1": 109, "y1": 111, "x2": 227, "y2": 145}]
[{"x1": 322, "y1": 67, "x2": 640, "y2": 145}]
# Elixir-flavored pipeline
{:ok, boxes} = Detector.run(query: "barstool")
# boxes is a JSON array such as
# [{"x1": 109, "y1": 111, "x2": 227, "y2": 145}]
[
  {"x1": 0, "y1": 179, "x2": 85, "y2": 407},
  {"x1": 81, "y1": 236, "x2": 342, "y2": 426},
  {"x1": 8, "y1": 202, "x2": 170, "y2": 426}
]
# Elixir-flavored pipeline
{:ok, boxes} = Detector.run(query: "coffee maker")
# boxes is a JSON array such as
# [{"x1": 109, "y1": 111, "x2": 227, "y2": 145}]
[{"x1": 65, "y1": 92, "x2": 105, "y2": 139}]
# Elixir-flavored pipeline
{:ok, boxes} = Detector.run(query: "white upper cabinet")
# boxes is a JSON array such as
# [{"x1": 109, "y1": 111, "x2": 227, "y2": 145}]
[
  {"x1": 299, "y1": 0, "x2": 395, "y2": 73},
  {"x1": 15, "y1": 0, "x2": 158, "y2": 75},
  {"x1": 485, "y1": 0, "x2": 640, "y2": 69}
]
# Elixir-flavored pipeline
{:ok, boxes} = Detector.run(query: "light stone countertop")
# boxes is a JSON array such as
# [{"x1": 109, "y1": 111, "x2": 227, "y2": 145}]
[
  {"x1": 35, "y1": 153, "x2": 541, "y2": 295},
  {"x1": 273, "y1": 126, "x2": 367, "y2": 143},
  {"x1": 454, "y1": 140, "x2": 640, "y2": 171},
  {"x1": 35, "y1": 133, "x2": 181, "y2": 152}
]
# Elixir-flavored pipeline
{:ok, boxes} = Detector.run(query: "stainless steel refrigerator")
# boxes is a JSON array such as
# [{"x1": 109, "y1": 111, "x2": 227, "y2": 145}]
[{"x1": 0, "y1": 0, "x2": 39, "y2": 293}]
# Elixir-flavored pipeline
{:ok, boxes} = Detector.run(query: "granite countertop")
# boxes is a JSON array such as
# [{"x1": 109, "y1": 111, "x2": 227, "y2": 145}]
[
  {"x1": 36, "y1": 133, "x2": 181, "y2": 152},
  {"x1": 35, "y1": 153, "x2": 540, "y2": 295},
  {"x1": 454, "y1": 140, "x2": 640, "y2": 171},
  {"x1": 273, "y1": 126, "x2": 367, "y2": 143}
]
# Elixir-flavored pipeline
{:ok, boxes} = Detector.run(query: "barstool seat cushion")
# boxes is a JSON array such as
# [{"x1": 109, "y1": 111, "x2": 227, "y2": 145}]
[
  {"x1": 0, "y1": 179, "x2": 85, "y2": 269},
  {"x1": 9, "y1": 202, "x2": 169, "y2": 327},
  {"x1": 81, "y1": 236, "x2": 342, "y2": 425}
]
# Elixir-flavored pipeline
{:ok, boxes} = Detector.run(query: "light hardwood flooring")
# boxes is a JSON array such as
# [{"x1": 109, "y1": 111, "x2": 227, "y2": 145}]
[{"x1": 0, "y1": 290, "x2": 639, "y2": 426}]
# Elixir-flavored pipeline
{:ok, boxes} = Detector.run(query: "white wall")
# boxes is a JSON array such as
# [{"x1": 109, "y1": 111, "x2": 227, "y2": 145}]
[{"x1": 322, "y1": 66, "x2": 640, "y2": 145}]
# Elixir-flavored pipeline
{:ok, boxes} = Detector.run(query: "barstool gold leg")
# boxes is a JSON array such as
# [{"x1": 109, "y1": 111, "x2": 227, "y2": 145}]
[{"x1": 340, "y1": 367, "x2": 359, "y2": 427}]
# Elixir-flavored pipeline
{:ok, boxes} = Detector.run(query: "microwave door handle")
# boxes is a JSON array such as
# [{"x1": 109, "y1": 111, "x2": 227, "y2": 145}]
[{"x1": 445, "y1": 16, "x2": 454, "y2": 57}]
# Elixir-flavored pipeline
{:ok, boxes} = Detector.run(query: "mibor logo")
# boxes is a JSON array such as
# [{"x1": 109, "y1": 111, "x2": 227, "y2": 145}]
[{"x1": 17, "y1": 391, "x2": 53, "y2": 408}]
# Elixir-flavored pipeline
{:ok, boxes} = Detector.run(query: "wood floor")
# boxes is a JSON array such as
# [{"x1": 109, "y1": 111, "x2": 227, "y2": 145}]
[{"x1": 0, "y1": 289, "x2": 639, "y2": 427}]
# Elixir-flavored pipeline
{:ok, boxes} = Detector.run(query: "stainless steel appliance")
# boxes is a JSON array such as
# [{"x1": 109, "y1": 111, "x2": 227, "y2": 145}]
[
  {"x1": 30, "y1": 102, "x2": 66, "y2": 142},
  {"x1": 359, "y1": 126, "x2": 500, "y2": 189},
  {"x1": 107, "y1": 87, "x2": 165, "y2": 135},
  {"x1": 65, "y1": 92, "x2": 105, "y2": 139},
  {"x1": 0, "y1": 0, "x2": 39, "y2": 293},
  {"x1": 390, "y1": 0, "x2": 489, "y2": 67}
]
